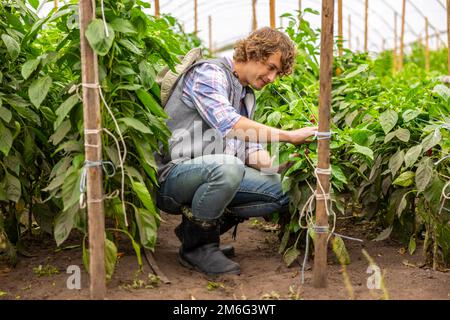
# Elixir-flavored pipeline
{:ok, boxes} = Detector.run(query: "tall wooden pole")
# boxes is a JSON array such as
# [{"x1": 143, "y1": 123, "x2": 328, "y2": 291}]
[
  {"x1": 299, "y1": 0, "x2": 302, "y2": 12},
  {"x1": 208, "y1": 15, "x2": 213, "y2": 54},
  {"x1": 78, "y1": 0, "x2": 106, "y2": 299},
  {"x1": 194, "y1": 0, "x2": 198, "y2": 35},
  {"x1": 270, "y1": 0, "x2": 276, "y2": 28},
  {"x1": 313, "y1": 0, "x2": 334, "y2": 288},
  {"x1": 447, "y1": 0, "x2": 450, "y2": 76},
  {"x1": 338, "y1": 0, "x2": 343, "y2": 56},
  {"x1": 54, "y1": 0, "x2": 58, "y2": 10},
  {"x1": 364, "y1": 0, "x2": 368, "y2": 52},
  {"x1": 382, "y1": 38, "x2": 386, "y2": 52},
  {"x1": 252, "y1": 0, "x2": 257, "y2": 31},
  {"x1": 394, "y1": 12, "x2": 398, "y2": 72},
  {"x1": 348, "y1": 15, "x2": 351, "y2": 50},
  {"x1": 154, "y1": 0, "x2": 160, "y2": 17},
  {"x1": 399, "y1": 0, "x2": 406, "y2": 70},
  {"x1": 425, "y1": 18, "x2": 430, "y2": 71}
]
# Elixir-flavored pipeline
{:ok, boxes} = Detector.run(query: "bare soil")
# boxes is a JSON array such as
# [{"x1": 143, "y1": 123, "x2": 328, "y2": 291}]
[{"x1": 0, "y1": 214, "x2": 449, "y2": 300}]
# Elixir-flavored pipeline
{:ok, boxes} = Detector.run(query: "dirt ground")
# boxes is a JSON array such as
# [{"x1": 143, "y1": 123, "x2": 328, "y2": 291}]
[{"x1": 0, "y1": 213, "x2": 449, "y2": 300}]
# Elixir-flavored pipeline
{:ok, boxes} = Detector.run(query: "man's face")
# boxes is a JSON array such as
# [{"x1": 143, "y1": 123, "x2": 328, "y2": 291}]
[{"x1": 244, "y1": 51, "x2": 282, "y2": 90}]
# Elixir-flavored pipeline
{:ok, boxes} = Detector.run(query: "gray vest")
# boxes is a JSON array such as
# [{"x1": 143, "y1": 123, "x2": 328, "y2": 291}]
[{"x1": 155, "y1": 57, "x2": 256, "y2": 183}]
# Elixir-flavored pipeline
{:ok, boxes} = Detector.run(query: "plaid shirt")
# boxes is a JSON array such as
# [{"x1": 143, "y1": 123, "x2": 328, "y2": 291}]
[{"x1": 182, "y1": 58, "x2": 263, "y2": 159}]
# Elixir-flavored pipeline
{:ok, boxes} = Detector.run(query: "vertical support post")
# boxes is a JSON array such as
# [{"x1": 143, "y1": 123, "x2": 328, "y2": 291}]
[
  {"x1": 394, "y1": 12, "x2": 398, "y2": 72},
  {"x1": 252, "y1": 0, "x2": 258, "y2": 31},
  {"x1": 364, "y1": 0, "x2": 368, "y2": 52},
  {"x1": 348, "y1": 15, "x2": 351, "y2": 50},
  {"x1": 270, "y1": 0, "x2": 276, "y2": 28},
  {"x1": 54, "y1": 0, "x2": 58, "y2": 10},
  {"x1": 194, "y1": 0, "x2": 198, "y2": 35},
  {"x1": 382, "y1": 38, "x2": 386, "y2": 52},
  {"x1": 313, "y1": 0, "x2": 334, "y2": 288},
  {"x1": 78, "y1": 0, "x2": 106, "y2": 300},
  {"x1": 425, "y1": 18, "x2": 430, "y2": 71},
  {"x1": 338, "y1": 0, "x2": 343, "y2": 56},
  {"x1": 399, "y1": 0, "x2": 406, "y2": 70},
  {"x1": 208, "y1": 15, "x2": 213, "y2": 54},
  {"x1": 154, "y1": 0, "x2": 160, "y2": 17},
  {"x1": 447, "y1": 0, "x2": 450, "y2": 77},
  {"x1": 298, "y1": 0, "x2": 302, "y2": 22}
]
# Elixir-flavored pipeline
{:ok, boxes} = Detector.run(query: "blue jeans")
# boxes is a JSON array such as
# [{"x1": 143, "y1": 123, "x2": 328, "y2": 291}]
[{"x1": 156, "y1": 154, "x2": 289, "y2": 221}]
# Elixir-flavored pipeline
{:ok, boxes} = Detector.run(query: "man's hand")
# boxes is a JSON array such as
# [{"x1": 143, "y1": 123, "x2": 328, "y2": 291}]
[{"x1": 287, "y1": 127, "x2": 318, "y2": 145}]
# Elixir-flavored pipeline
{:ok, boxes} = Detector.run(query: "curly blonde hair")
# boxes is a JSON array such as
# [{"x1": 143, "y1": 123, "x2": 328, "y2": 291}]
[{"x1": 233, "y1": 27, "x2": 296, "y2": 76}]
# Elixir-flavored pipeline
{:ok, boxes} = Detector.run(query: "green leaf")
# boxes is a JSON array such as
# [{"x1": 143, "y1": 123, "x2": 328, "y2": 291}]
[
  {"x1": 402, "y1": 109, "x2": 421, "y2": 122},
  {"x1": 21, "y1": 59, "x2": 40, "y2": 80},
  {"x1": 54, "y1": 95, "x2": 79, "y2": 130},
  {"x1": 384, "y1": 131, "x2": 396, "y2": 143},
  {"x1": 29, "y1": 76, "x2": 52, "y2": 108},
  {"x1": 1, "y1": 34, "x2": 20, "y2": 60},
  {"x1": 350, "y1": 129, "x2": 372, "y2": 146},
  {"x1": 85, "y1": 19, "x2": 115, "y2": 56},
  {"x1": 62, "y1": 167, "x2": 82, "y2": 211},
  {"x1": 332, "y1": 235, "x2": 350, "y2": 265},
  {"x1": 131, "y1": 180, "x2": 157, "y2": 215},
  {"x1": 110, "y1": 18, "x2": 137, "y2": 34},
  {"x1": 331, "y1": 164, "x2": 347, "y2": 185},
  {"x1": 389, "y1": 149, "x2": 404, "y2": 177},
  {"x1": 118, "y1": 117, "x2": 152, "y2": 134},
  {"x1": 0, "y1": 106, "x2": 12, "y2": 123},
  {"x1": 135, "y1": 207, "x2": 157, "y2": 250},
  {"x1": 117, "y1": 39, "x2": 142, "y2": 56},
  {"x1": 379, "y1": 110, "x2": 398, "y2": 134},
  {"x1": 343, "y1": 64, "x2": 368, "y2": 79},
  {"x1": 139, "y1": 60, "x2": 156, "y2": 90},
  {"x1": 136, "y1": 89, "x2": 166, "y2": 118},
  {"x1": 113, "y1": 64, "x2": 136, "y2": 76},
  {"x1": 373, "y1": 225, "x2": 393, "y2": 241},
  {"x1": 54, "y1": 205, "x2": 78, "y2": 246},
  {"x1": 415, "y1": 158, "x2": 433, "y2": 193},
  {"x1": 28, "y1": 0, "x2": 39, "y2": 9},
  {"x1": 421, "y1": 128, "x2": 441, "y2": 152},
  {"x1": 404, "y1": 145, "x2": 422, "y2": 168},
  {"x1": 105, "y1": 238, "x2": 118, "y2": 280},
  {"x1": 283, "y1": 246, "x2": 300, "y2": 267},
  {"x1": 50, "y1": 120, "x2": 71, "y2": 145},
  {"x1": 395, "y1": 128, "x2": 410, "y2": 142},
  {"x1": 267, "y1": 111, "x2": 282, "y2": 126},
  {"x1": 0, "y1": 122, "x2": 13, "y2": 156},
  {"x1": 432, "y1": 84, "x2": 450, "y2": 101},
  {"x1": 11, "y1": 104, "x2": 41, "y2": 125},
  {"x1": 1, "y1": 173, "x2": 21, "y2": 202},
  {"x1": 351, "y1": 143, "x2": 374, "y2": 161},
  {"x1": 393, "y1": 171, "x2": 415, "y2": 187},
  {"x1": 408, "y1": 236, "x2": 416, "y2": 255}
]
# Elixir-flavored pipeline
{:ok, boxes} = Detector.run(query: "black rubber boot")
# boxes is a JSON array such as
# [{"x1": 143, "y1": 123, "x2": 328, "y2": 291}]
[
  {"x1": 175, "y1": 220, "x2": 235, "y2": 257},
  {"x1": 177, "y1": 216, "x2": 240, "y2": 275}
]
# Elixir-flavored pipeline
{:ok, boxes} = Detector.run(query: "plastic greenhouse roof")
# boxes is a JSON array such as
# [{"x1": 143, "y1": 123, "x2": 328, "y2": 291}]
[{"x1": 158, "y1": 0, "x2": 448, "y2": 54}]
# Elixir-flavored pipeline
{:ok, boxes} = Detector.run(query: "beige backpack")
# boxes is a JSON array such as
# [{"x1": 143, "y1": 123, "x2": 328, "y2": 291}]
[{"x1": 156, "y1": 47, "x2": 203, "y2": 107}]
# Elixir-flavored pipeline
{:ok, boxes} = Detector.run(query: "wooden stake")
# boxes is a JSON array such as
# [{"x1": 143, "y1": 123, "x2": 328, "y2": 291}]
[
  {"x1": 270, "y1": 0, "x2": 275, "y2": 28},
  {"x1": 194, "y1": 0, "x2": 198, "y2": 35},
  {"x1": 154, "y1": 0, "x2": 160, "y2": 17},
  {"x1": 348, "y1": 15, "x2": 351, "y2": 50},
  {"x1": 78, "y1": 0, "x2": 106, "y2": 300},
  {"x1": 313, "y1": 0, "x2": 334, "y2": 289},
  {"x1": 394, "y1": 12, "x2": 398, "y2": 72},
  {"x1": 447, "y1": 0, "x2": 450, "y2": 77},
  {"x1": 399, "y1": 0, "x2": 406, "y2": 70},
  {"x1": 54, "y1": 0, "x2": 58, "y2": 10},
  {"x1": 364, "y1": 0, "x2": 368, "y2": 52},
  {"x1": 299, "y1": 0, "x2": 302, "y2": 13},
  {"x1": 338, "y1": 0, "x2": 343, "y2": 56},
  {"x1": 382, "y1": 38, "x2": 386, "y2": 52},
  {"x1": 208, "y1": 15, "x2": 213, "y2": 54},
  {"x1": 425, "y1": 18, "x2": 430, "y2": 71},
  {"x1": 252, "y1": 0, "x2": 257, "y2": 31}
]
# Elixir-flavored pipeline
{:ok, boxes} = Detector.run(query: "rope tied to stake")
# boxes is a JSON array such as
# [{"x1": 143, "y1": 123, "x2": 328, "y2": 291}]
[
  {"x1": 79, "y1": 160, "x2": 115, "y2": 208},
  {"x1": 73, "y1": 81, "x2": 129, "y2": 226}
]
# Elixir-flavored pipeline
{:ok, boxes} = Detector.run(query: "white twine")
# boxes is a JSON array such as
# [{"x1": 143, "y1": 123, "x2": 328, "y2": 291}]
[
  {"x1": 100, "y1": 0, "x2": 109, "y2": 38},
  {"x1": 77, "y1": 82, "x2": 128, "y2": 227}
]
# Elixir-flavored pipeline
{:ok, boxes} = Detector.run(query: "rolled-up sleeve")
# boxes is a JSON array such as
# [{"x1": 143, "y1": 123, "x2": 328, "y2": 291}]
[{"x1": 183, "y1": 64, "x2": 241, "y2": 137}]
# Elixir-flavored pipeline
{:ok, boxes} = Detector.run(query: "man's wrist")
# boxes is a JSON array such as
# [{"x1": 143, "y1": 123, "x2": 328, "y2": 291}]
[{"x1": 278, "y1": 130, "x2": 292, "y2": 144}]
